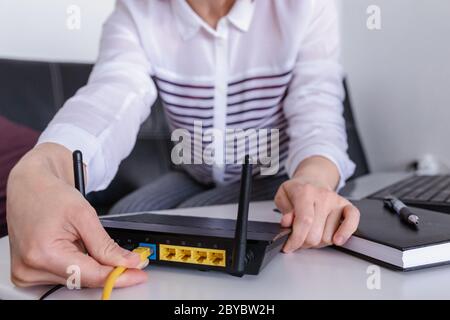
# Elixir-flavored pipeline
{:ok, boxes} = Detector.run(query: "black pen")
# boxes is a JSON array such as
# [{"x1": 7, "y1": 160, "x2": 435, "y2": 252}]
[
  {"x1": 73, "y1": 150, "x2": 86, "y2": 197},
  {"x1": 384, "y1": 196, "x2": 420, "y2": 227}
]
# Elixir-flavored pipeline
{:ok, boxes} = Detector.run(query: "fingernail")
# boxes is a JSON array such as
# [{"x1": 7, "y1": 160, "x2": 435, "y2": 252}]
[
  {"x1": 123, "y1": 251, "x2": 141, "y2": 265},
  {"x1": 335, "y1": 236, "x2": 345, "y2": 246},
  {"x1": 137, "y1": 259, "x2": 149, "y2": 270}
]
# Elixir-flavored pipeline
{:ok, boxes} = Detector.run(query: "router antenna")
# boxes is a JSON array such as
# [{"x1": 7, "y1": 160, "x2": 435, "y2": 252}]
[{"x1": 232, "y1": 155, "x2": 253, "y2": 277}]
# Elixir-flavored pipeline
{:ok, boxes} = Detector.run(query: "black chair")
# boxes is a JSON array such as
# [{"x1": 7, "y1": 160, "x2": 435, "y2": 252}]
[
  {"x1": 343, "y1": 80, "x2": 370, "y2": 178},
  {"x1": 0, "y1": 59, "x2": 369, "y2": 212},
  {"x1": 0, "y1": 59, "x2": 173, "y2": 213}
]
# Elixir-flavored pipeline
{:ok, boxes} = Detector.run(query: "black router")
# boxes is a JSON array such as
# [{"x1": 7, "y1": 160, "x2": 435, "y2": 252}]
[{"x1": 100, "y1": 156, "x2": 291, "y2": 276}]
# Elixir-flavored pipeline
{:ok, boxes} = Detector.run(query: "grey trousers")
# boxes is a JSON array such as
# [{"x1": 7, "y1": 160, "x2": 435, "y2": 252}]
[{"x1": 109, "y1": 170, "x2": 288, "y2": 214}]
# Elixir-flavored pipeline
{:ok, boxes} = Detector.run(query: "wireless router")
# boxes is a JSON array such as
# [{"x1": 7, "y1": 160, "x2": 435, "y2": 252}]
[{"x1": 100, "y1": 156, "x2": 291, "y2": 276}]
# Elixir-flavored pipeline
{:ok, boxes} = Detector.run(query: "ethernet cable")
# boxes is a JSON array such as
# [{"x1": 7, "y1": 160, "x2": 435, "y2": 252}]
[{"x1": 101, "y1": 247, "x2": 152, "y2": 300}]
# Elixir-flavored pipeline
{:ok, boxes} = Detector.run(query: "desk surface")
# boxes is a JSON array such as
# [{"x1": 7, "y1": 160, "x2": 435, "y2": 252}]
[{"x1": 2, "y1": 172, "x2": 450, "y2": 300}]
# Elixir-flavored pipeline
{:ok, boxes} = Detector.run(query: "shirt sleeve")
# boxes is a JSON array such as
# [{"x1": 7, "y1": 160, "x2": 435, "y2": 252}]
[
  {"x1": 283, "y1": 0, "x2": 356, "y2": 190},
  {"x1": 37, "y1": 0, "x2": 158, "y2": 192}
]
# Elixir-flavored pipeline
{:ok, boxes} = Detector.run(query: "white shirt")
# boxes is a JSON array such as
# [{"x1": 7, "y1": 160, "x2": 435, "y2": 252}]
[{"x1": 38, "y1": 0, "x2": 355, "y2": 193}]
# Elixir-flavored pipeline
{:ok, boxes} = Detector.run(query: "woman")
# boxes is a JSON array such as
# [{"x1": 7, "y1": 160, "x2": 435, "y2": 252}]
[{"x1": 7, "y1": 0, "x2": 359, "y2": 288}]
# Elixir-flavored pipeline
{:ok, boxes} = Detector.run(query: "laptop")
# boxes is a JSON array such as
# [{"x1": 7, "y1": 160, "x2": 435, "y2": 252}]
[{"x1": 341, "y1": 173, "x2": 450, "y2": 214}]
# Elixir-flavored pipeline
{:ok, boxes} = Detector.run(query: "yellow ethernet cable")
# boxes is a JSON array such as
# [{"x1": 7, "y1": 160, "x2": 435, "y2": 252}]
[{"x1": 101, "y1": 247, "x2": 151, "y2": 300}]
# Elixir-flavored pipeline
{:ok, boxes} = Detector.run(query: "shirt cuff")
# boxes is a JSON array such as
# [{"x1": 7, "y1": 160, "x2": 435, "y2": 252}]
[
  {"x1": 285, "y1": 144, "x2": 356, "y2": 191},
  {"x1": 37, "y1": 123, "x2": 107, "y2": 193}
]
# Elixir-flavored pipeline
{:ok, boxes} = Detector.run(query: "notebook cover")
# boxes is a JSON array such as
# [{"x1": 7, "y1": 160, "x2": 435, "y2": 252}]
[{"x1": 351, "y1": 199, "x2": 450, "y2": 251}]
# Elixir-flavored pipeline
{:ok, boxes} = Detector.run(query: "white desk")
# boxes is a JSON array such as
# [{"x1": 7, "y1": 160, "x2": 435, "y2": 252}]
[{"x1": 2, "y1": 172, "x2": 450, "y2": 300}]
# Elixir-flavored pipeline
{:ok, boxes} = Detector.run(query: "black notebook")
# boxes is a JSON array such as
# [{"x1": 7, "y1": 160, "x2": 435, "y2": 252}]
[{"x1": 340, "y1": 199, "x2": 450, "y2": 271}]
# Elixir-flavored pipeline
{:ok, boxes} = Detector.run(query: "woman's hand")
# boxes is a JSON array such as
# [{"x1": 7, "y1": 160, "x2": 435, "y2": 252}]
[
  {"x1": 274, "y1": 156, "x2": 360, "y2": 252},
  {"x1": 7, "y1": 143, "x2": 147, "y2": 287}
]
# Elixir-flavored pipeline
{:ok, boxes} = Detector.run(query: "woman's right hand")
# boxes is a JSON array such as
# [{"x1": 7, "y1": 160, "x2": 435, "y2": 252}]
[{"x1": 6, "y1": 143, "x2": 147, "y2": 288}]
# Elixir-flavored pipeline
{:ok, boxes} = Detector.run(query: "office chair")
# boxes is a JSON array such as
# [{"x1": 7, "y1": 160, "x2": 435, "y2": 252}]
[{"x1": 0, "y1": 59, "x2": 369, "y2": 212}]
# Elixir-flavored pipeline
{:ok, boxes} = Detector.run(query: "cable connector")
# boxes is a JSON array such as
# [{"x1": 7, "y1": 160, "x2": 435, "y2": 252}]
[
  {"x1": 133, "y1": 247, "x2": 152, "y2": 269},
  {"x1": 101, "y1": 246, "x2": 152, "y2": 300}
]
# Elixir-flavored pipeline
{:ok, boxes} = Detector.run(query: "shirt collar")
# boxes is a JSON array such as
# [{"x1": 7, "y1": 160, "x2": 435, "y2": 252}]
[
  {"x1": 227, "y1": 0, "x2": 255, "y2": 32},
  {"x1": 172, "y1": 0, "x2": 255, "y2": 40}
]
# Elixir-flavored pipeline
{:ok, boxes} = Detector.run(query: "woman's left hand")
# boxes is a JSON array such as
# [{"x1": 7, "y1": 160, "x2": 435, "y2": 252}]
[{"x1": 274, "y1": 178, "x2": 360, "y2": 253}]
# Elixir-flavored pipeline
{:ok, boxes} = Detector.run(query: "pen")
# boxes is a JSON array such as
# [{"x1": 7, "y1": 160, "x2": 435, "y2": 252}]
[
  {"x1": 72, "y1": 150, "x2": 86, "y2": 197},
  {"x1": 383, "y1": 196, "x2": 420, "y2": 227}
]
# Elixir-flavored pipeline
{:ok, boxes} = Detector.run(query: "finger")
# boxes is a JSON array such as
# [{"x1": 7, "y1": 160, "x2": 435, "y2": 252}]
[
  {"x1": 14, "y1": 239, "x2": 148, "y2": 288},
  {"x1": 275, "y1": 184, "x2": 295, "y2": 227},
  {"x1": 333, "y1": 204, "x2": 360, "y2": 246},
  {"x1": 45, "y1": 247, "x2": 147, "y2": 288},
  {"x1": 136, "y1": 259, "x2": 150, "y2": 270},
  {"x1": 321, "y1": 209, "x2": 342, "y2": 246},
  {"x1": 274, "y1": 184, "x2": 294, "y2": 214},
  {"x1": 114, "y1": 268, "x2": 149, "y2": 288},
  {"x1": 73, "y1": 207, "x2": 141, "y2": 268},
  {"x1": 303, "y1": 202, "x2": 330, "y2": 248},
  {"x1": 281, "y1": 212, "x2": 294, "y2": 227},
  {"x1": 283, "y1": 197, "x2": 315, "y2": 253}
]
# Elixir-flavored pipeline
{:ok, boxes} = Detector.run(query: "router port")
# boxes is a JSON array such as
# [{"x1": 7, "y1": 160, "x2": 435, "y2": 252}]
[
  {"x1": 160, "y1": 244, "x2": 226, "y2": 267},
  {"x1": 208, "y1": 251, "x2": 225, "y2": 266},
  {"x1": 138, "y1": 243, "x2": 157, "y2": 260},
  {"x1": 178, "y1": 249, "x2": 192, "y2": 262},
  {"x1": 193, "y1": 250, "x2": 208, "y2": 264},
  {"x1": 161, "y1": 246, "x2": 176, "y2": 261}
]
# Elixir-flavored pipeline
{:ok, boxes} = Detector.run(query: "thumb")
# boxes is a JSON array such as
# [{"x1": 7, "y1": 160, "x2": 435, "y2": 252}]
[
  {"x1": 74, "y1": 206, "x2": 142, "y2": 268},
  {"x1": 281, "y1": 211, "x2": 294, "y2": 227}
]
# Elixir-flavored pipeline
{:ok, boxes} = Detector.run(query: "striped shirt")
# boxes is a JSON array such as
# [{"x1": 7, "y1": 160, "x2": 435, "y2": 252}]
[{"x1": 38, "y1": 0, "x2": 355, "y2": 192}]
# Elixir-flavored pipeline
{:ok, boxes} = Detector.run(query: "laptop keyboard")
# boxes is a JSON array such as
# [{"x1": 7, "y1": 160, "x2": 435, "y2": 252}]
[{"x1": 370, "y1": 175, "x2": 450, "y2": 213}]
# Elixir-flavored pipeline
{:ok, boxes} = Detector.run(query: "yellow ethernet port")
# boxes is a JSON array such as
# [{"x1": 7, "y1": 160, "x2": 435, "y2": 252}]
[
  {"x1": 178, "y1": 249, "x2": 192, "y2": 262},
  {"x1": 193, "y1": 250, "x2": 207, "y2": 264},
  {"x1": 208, "y1": 251, "x2": 225, "y2": 266},
  {"x1": 159, "y1": 244, "x2": 226, "y2": 267},
  {"x1": 161, "y1": 246, "x2": 176, "y2": 261}
]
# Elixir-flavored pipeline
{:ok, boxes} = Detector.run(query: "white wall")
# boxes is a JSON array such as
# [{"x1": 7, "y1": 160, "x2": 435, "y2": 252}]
[
  {"x1": 0, "y1": 0, "x2": 115, "y2": 63},
  {"x1": 1, "y1": 0, "x2": 450, "y2": 173},
  {"x1": 340, "y1": 0, "x2": 450, "y2": 172}
]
